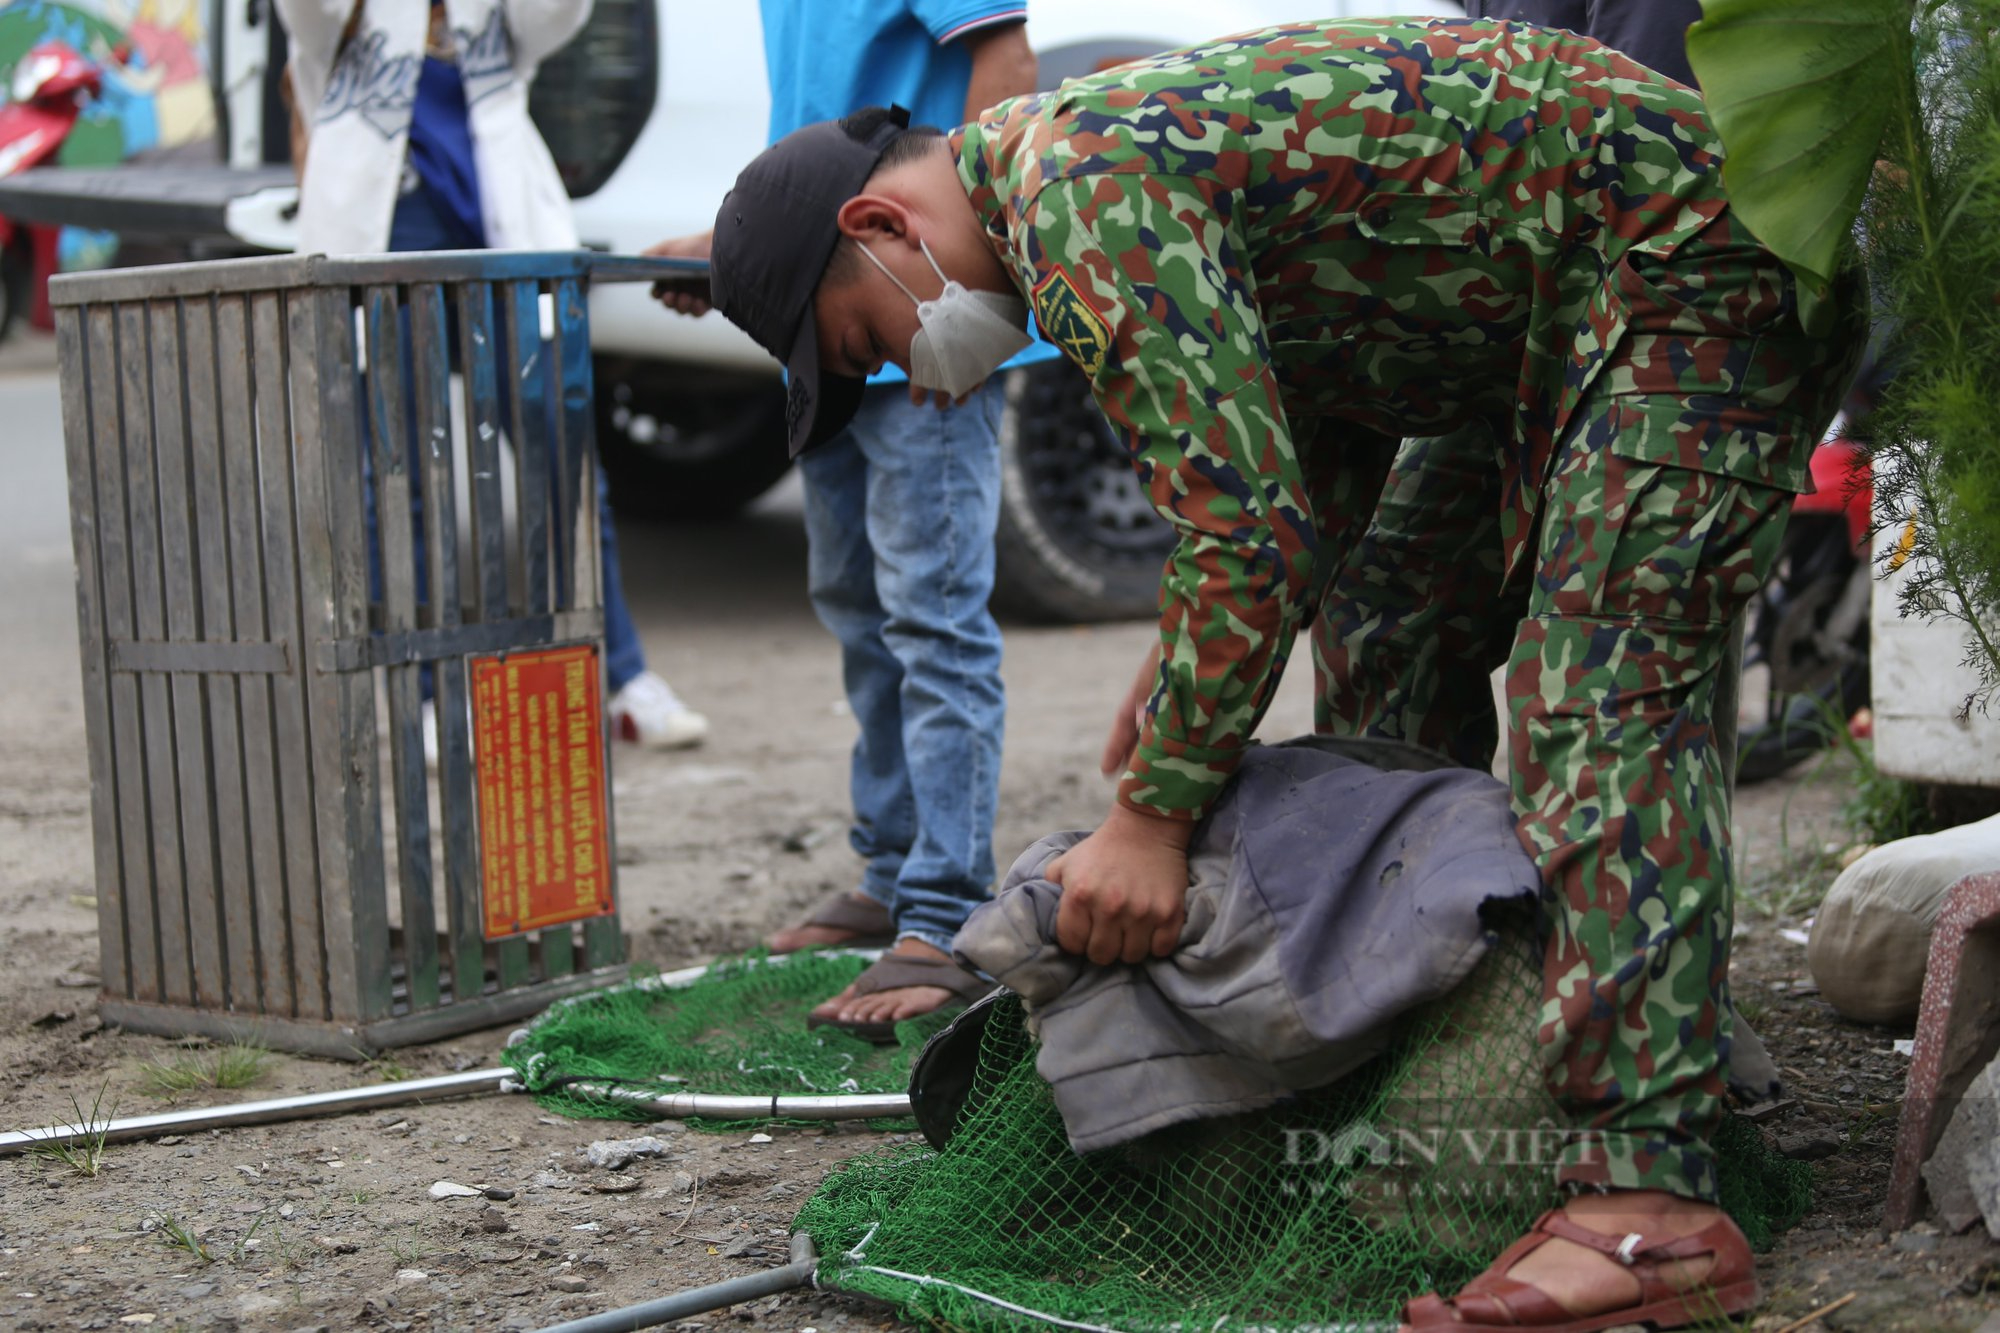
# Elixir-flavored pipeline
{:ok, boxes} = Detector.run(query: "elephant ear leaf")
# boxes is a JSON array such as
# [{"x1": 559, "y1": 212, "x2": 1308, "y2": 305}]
[{"x1": 1686, "y1": 0, "x2": 1906, "y2": 328}]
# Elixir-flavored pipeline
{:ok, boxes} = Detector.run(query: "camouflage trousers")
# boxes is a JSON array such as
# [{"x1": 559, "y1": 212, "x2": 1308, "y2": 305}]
[{"x1": 1306, "y1": 266, "x2": 1858, "y2": 1202}]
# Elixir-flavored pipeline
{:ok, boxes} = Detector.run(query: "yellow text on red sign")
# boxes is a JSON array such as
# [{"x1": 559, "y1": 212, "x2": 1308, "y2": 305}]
[{"x1": 471, "y1": 645, "x2": 613, "y2": 938}]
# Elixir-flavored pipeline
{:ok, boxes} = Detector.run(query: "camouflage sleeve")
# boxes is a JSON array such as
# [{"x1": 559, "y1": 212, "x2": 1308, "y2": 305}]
[{"x1": 1020, "y1": 172, "x2": 1318, "y2": 821}]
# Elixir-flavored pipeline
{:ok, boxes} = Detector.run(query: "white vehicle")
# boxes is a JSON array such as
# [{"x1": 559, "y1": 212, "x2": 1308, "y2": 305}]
[{"x1": 23, "y1": 0, "x2": 1456, "y2": 618}]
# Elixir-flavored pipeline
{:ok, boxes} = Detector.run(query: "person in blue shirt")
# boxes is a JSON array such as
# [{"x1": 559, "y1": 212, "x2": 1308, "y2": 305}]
[{"x1": 649, "y1": 1, "x2": 1037, "y2": 1039}]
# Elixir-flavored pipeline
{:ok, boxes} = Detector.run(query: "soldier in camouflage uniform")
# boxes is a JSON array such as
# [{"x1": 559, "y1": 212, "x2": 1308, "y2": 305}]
[{"x1": 698, "y1": 18, "x2": 1861, "y2": 1329}]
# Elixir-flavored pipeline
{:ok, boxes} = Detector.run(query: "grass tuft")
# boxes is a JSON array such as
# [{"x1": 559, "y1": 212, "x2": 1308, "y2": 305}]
[
  {"x1": 363, "y1": 1055, "x2": 415, "y2": 1083},
  {"x1": 386, "y1": 1222, "x2": 432, "y2": 1264},
  {"x1": 230, "y1": 1215, "x2": 266, "y2": 1265},
  {"x1": 151, "y1": 1210, "x2": 214, "y2": 1264},
  {"x1": 26, "y1": 1082, "x2": 117, "y2": 1178},
  {"x1": 1839, "y1": 736, "x2": 1943, "y2": 847},
  {"x1": 137, "y1": 1042, "x2": 272, "y2": 1100}
]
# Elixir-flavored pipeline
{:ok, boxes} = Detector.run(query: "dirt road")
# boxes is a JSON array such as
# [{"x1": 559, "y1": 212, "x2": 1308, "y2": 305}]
[{"x1": 0, "y1": 336, "x2": 1993, "y2": 1332}]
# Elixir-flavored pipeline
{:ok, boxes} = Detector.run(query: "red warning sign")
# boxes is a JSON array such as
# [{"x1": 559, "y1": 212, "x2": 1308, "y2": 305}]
[{"x1": 471, "y1": 645, "x2": 614, "y2": 939}]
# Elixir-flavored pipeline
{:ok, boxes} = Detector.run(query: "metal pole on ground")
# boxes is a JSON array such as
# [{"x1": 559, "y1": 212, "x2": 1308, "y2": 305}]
[
  {"x1": 534, "y1": 1233, "x2": 819, "y2": 1333},
  {"x1": 0, "y1": 1077, "x2": 912, "y2": 1154},
  {"x1": 0, "y1": 1068, "x2": 511, "y2": 1153},
  {"x1": 560, "y1": 1085, "x2": 912, "y2": 1121}
]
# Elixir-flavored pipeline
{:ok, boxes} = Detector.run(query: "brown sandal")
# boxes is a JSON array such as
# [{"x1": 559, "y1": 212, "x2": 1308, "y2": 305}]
[
  {"x1": 805, "y1": 952, "x2": 994, "y2": 1043},
  {"x1": 1402, "y1": 1208, "x2": 1760, "y2": 1332},
  {"x1": 769, "y1": 887, "x2": 894, "y2": 953}
]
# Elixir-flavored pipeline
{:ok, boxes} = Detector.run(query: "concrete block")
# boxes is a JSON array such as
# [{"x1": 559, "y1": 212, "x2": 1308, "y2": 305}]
[
  {"x1": 1919, "y1": 1052, "x2": 1994, "y2": 1234},
  {"x1": 1886, "y1": 873, "x2": 2000, "y2": 1229}
]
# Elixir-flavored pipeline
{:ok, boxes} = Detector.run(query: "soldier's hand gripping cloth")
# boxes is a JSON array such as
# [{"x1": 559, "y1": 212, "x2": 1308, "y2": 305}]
[{"x1": 954, "y1": 18, "x2": 1862, "y2": 1199}]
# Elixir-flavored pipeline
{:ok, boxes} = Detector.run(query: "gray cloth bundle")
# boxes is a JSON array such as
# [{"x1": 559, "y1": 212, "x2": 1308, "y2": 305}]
[{"x1": 956, "y1": 737, "x2": 1781, "y2": 1154}]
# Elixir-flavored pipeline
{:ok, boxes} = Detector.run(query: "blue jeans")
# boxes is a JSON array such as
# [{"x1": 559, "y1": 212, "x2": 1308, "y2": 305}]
[
  {"x1": 368, "y1": 189, "x2": 645, "y2": 694},
  {"x1": 799, "y1": 382, "x2": 1007, "y2": 952}
]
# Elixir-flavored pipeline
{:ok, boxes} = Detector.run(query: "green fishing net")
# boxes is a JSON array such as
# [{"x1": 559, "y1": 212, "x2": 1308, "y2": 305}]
[
  {"x1": 797, "y1": 917, "x2": 1813, "y2": 1331},
  {"x1": 506, "y1": 933, "x2": 1810, "y2": 1330},
  {"x1": 501, "y1": 951, "x2": 946, "y2": 1127}
]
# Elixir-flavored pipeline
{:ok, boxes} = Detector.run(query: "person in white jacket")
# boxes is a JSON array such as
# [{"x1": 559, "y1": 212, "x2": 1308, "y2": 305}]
[
  {"x1": 279, "y1": 0, "x2": 583, "y2": 256},
  {"x1": 277, "y1": 0, "x2": 708, "y2": 749}
]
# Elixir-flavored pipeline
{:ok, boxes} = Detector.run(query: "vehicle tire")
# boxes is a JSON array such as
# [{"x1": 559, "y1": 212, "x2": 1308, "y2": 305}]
[
  {"x1": 1737, "y1": 514, "x2": 1871, "y2": 785},
  {"x1": 991, "y1": 361, "x2": 1174, "y2": 623},
  {"x1": 593, "y1": 357, "x2": 792, "y2": 521},
  {"x1": 1735, "y1": 659, "x2": 1869, "y2": 785},
  {"x1": 0, "y1": 242, "x2": 28, "y2": 346}
]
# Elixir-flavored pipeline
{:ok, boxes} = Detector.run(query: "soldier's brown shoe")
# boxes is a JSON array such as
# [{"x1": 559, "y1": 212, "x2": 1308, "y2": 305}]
[{"x1": 1402, "y1": 1207, "x2": 1759, "y2": 1331}]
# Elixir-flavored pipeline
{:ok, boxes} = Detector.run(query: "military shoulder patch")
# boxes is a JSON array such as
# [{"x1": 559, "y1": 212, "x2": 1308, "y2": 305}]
[{"x1": 1032, "y1": 264, "x2": 1111, "y2": 378}]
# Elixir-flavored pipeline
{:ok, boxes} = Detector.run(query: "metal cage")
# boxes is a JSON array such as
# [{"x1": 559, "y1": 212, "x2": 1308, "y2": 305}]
[{"x1": 51, "y1": 250, "x2": 691, "y2": 1056}]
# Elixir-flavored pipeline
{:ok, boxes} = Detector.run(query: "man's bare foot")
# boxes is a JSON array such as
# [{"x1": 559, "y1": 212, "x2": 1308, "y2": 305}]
[
  {"x1": 1499, "y1": 1192, "x2": 1721, "y2": 1316},
  {"x1": 768, "y1": 892, "x2": 889, "y2": 953},
  {"x1": 810, "y1": 937, "x2": 956, "y2": 1027}
]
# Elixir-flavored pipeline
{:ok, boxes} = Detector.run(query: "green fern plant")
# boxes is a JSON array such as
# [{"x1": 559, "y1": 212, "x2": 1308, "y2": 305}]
[{"x1": 1691, "y1": 0, "x2": 2000, "y2": 707}]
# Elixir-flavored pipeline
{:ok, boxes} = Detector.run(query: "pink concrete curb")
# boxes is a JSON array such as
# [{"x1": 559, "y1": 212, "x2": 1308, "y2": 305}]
[{"x1": 1885, "y1": 871, "x2": 2000, "y2": 1230}]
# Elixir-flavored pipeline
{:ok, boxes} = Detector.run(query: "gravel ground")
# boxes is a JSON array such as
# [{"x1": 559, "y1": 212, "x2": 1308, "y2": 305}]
[
  {"x1": 1727, "y1": 760, "x2": 2000, "y2": 1333},
  {"x1": 2, "y1": 335, "x2": 1998, "y2": 1332}
]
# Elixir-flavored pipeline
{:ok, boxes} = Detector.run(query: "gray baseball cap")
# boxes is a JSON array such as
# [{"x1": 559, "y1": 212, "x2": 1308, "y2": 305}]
[{"x1": 710, "y1": 105, "x2": 913, "y2": 457}]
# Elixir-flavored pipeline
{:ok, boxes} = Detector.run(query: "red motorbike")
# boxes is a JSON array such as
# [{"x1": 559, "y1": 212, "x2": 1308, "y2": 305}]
[
  {"x1": 0, "y1": 40, "x2": 116, "y2": 344},
  {"x1": 1736, "y1": 415, "x2": 1875, "y2": 784}
]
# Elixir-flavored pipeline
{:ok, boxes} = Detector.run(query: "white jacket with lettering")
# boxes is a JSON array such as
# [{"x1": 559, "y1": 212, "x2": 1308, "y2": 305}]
[{"x1": 275, "y1": 0, "x2": 586, "y2": 255}]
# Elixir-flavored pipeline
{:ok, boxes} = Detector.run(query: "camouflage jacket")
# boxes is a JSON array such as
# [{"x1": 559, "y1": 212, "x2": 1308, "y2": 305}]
[{"x1": 954, "y1": 18, "x2": 1787, "y2": 820}]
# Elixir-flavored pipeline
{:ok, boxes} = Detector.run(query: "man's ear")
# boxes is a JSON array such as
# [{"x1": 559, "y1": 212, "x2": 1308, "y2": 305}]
[{"x1": 835, "y1": 194, "x2": 915, "y2": 246}]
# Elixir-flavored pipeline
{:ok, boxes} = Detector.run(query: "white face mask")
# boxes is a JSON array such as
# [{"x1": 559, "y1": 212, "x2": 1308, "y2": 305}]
[{"x1": 858, "y1": 238, "x2": 1033, "y2": 397}]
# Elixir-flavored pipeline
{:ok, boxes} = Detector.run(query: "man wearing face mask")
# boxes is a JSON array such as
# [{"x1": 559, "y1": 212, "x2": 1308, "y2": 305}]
[
  {"x1": 695, "y1": 17, "x2": 1865, "y2": 1331},
  {"x1": 647, "y1": 5, "x2": 1039, "y2": 1038}
]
